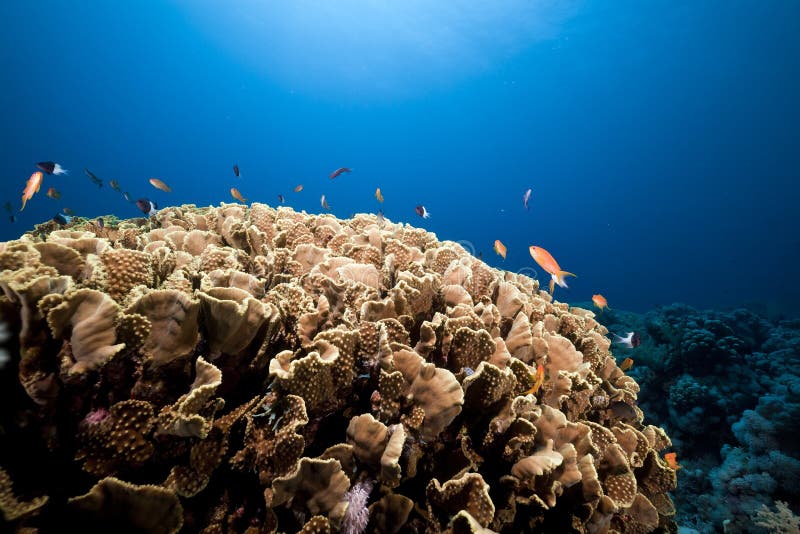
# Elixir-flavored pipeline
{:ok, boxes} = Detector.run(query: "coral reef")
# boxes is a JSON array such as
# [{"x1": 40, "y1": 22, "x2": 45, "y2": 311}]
[
  {"x1": 595, "y1": 303, "x2": 800, "y2": 533},
  {"x1": 0, "y1": 203, "x2": 676, "y2": 532}
]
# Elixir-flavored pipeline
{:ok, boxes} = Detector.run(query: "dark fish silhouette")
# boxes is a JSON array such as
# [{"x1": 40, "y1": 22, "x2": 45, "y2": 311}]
[
  {"x1": 233, "y1": 164, "x2": 240, "y2": 177},
  {"x1": 52, "y1": 213, "x2": 73, "y2": 225},
  {"x1": 415, "y1": 205, "x2": 430, "y2": 219},
  {"x1": 136, "y1": 198, "x2": 158, "y2": 216},
  {"x1": 329, "y1": 167, "x2": 352, "y2": 179},
  {"x1": 84, "y1": 168, "x2": 103, "y2": 187}
]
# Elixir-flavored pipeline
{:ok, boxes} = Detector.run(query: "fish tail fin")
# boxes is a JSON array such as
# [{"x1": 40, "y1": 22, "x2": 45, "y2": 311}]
[{"x1": 554, "y1": 270, "x2": 577, "y2": 288}]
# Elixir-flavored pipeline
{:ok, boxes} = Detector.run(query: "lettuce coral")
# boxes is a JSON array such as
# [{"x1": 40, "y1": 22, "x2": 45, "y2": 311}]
[{"x1": 0, "y1": 203, "x2": 676, "y2": 532}]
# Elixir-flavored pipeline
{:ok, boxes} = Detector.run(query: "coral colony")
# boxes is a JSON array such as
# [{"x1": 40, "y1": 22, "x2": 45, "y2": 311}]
[{"x1": 0, "y1": 203, "x2": 677, "y2": 532}]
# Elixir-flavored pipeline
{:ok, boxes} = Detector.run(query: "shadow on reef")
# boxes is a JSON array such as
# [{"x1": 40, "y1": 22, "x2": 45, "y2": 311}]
[
  {"x1": 0, "y1": 203, "x2": 680, "y2": 533},
  {"x1": 592, "y1": 303, "x2": 800, "y2": 533}
]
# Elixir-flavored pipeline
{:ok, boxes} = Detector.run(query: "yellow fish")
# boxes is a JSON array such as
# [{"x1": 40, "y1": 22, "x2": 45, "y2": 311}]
[
  {"x1": 493, "y1": 239, "x2": 507, "y2": 260},
  {"x1": 523, "y1": 364, "x2": 545, "y2": 395},
  {"x1": 149, "y1": 178, "x2": 172, "y2": 192},
  {"x1": 21, "y1": 171, "x2": 43, "y2": 211},
  {"x1": 375, "y1": 188, "x2": 384, "y2": 203},
  {"x1": 592, "y1": 294, "x2": 610, "y2": 312},
  {"x1": 230, "y1": 188, "x2": 246, "y2": 204}
]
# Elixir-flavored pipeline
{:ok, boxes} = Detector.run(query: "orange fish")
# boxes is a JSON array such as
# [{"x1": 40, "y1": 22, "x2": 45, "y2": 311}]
[
  {"x1": 619, "y1": 357, "x2": 634, "y2": 371},
  {"x1": 493, "y1": 239, "x2": 507, "y2": 259},
  {"x1": 375, "y1": 187, "x2": 384, "y2": 203},
  {"x1": 149, "y1": 178, "x2": 172, "y2": 192},
  {"x1": 664, "y1": 452, "x2": 682, "y2": 470},
  {"x1": 529, "y1": 245, "x2": 576, "y2": 295},
  {"x1": 524, "y1": 364, "x2": 545, "y2": 395},
  {"x1": 592, "y1": 294, "x2": 610, "y2": 312},
  {"x1": 230, "y1": 188, "x2": 246, "y2": 204},
  {"x1": 21, "y1": 171, "x2": 43, "y2": 211},
  {"x1": 294, "y1": 184, "x2": 304, "y2": 193},
  {"x1": 46, "y1": 187, "x2": 61, "y2": 200}
]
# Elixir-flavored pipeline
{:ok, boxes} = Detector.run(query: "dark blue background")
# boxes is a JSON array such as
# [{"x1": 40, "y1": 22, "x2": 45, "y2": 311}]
[{"x1": 1, "y1": 1, "x2": 798, "y2": 315}]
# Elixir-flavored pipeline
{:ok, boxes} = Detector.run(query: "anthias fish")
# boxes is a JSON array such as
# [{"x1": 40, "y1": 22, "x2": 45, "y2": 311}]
[
  {"x1": 109, "y1": 179, "x2": 121, "y2": 191},
  {"x1": 21, "y1": 171, "x2": 43, "y2": 211},
  {"x1": 619, "y1": 357, "x2": 634, "y2": 371},
  {"x1": 84, "y1": 168, "x2": 103, "y2": 187},
  {"x1": 415, "y1": 205, "x2": 430, "y2": 219},
  {"x1": 46, "y1": 187, "x2": 61, "y2": 200},
  {"x1": 529, "y1": 245, "x2": 576, "y2": 295},
  {"x1": 524, "y1": 364, "x2": 545, "y2": 395},
  {"x1": 321, "y1": 195, "x2": 330, "y2": 210},
  {"x1": 230, "y1": 188, "x2": 246, "y2": 204},
  {"x1": 664, "y1": 452, "x2": 682, "y2": 470},
  {"x1": 493, "y1": 239, "x2": 507, "y2": 259},
  {"x1": 136, "y1": 198, "x2": 158, "y2": 216},
  {"x1": 293, "y1": 185, "x2": 303, "y2": 193},
  {"x1": 329, "y1": 167, "x2": 352, "y2": 179},
  {"x1": 592, "y1": 294, "x2": 610, "y2": 312},
  {"x1": 149, "y1": 178, "x2": 172, "y2": 192},
  {"x1": 62, "y1": 207, "x2": 75, "y2": 215},
  {"x1": 523, "y1": 188, "x2": 532, "y2": 210},
  {"x1": 613, "y1": 332, "x2": 641, "y2": 349},
  {"x1": 375, "y1": 188, "x2": 384, "y2": 203},
  {"x1": 36, "y1": 161, "x2": 68, "y2": 175}
]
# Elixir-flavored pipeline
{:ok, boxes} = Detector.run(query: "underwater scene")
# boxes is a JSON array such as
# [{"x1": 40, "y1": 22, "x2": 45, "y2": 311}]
[{"x1": 0, "y1": 1, "x2": 798, "y2": 533}]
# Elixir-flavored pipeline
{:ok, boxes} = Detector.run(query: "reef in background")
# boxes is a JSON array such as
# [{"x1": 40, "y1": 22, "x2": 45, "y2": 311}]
[
  {"x1": 0, "y1": 203, "x2": 676, "y2": 533},
  {"x1": 594, "y1": 304, "x2": 800, "y2": 533}
]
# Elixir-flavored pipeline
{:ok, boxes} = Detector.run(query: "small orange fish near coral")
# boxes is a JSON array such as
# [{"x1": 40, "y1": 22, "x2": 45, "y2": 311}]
[
  {"x1": 619, "y1": 357, "x2": 634, "y2": 371},
  {"x1": 230, "y1": 188, "x2": 246, "y2": 204},
  {"x1": 529, "y1": 245, "x2": 576, "y2": 295},
  {"x1": 592, "y1": 294, "x2": 610, "y2": 312},
  {"x1": 149, "y1": 178, "x2": 172, "y2": 192},
  {"x1": 375, "y1": 188, "x2": 384, "y2": 203},
  {"x1": 493, "y1": 239, "x2": 507, "y2": 259},
  {"x1": 524, "y1": 364, "x2": 545, "y2": 395},
  {"x1": 21, "y1": 171, "x2": 43, "y2": 211},
  {"x1": 46, "y1": 187, "x2": 61, "y2": 200},
  {"x1": 294, "y1": 184, "x2": 303, "y2": 193},
  {"x1": 664, "y1": 452, "x2": 682, "y2": 470}
]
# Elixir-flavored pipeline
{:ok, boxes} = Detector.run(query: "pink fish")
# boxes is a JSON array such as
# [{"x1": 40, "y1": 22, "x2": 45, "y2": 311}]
[{"x1": 329, "y1": 167, "x2": 352, "y2": 179}]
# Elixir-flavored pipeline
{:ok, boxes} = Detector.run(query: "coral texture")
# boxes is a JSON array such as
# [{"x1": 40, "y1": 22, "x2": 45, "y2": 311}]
[{"x1": 0, "y1": 203, "x2": 676, "y2": 532}]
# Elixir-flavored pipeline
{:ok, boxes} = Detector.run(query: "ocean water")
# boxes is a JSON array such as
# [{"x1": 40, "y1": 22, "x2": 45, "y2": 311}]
[
  {"x1": 2, "y1": 1, "x2": 798, "y2": 317},
  {"x1": 1, "y1": 2, "x2": 799, "y2": 532}
]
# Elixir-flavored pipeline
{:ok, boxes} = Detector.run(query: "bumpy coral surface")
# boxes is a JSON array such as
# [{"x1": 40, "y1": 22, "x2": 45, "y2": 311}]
[{"x1": 0, "y1": 203, "x2": 677, "y2": 533}]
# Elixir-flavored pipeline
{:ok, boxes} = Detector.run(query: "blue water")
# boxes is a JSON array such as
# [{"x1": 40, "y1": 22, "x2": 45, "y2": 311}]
[{"x1": 1, "y1": 1, "x2": 799, "y2": 316}]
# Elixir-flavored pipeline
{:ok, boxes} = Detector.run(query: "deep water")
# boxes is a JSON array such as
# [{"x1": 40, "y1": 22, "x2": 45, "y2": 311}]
[{"x1": 1, "y1": 0, "x2": 799, "y2": 532}]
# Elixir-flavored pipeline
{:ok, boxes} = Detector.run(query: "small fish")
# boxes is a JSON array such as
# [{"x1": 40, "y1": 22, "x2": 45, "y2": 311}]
[
  {"x1": 523, "y1": 188, "x2": 532, "y2": 210},
  {"x1": 4, "y1": 202, "x2": 15, "y2": 223},
  {"x1": 524, "y1": 364, "x2": 545, "y2": 395},
  {"x1": 375, "y1": 188, "x2": 384, "y2": 203},
  {"x1": 109, "y1": 179, "x2": 122, "y2": 192},
  {"x1": 47, "y1": 187, "x2": 61, "y2": 200},
  {"x1": 376, "y1": 209, "x2": 385, "y2": 227},
  {"x1": 592, "y1": 294, "x2": 610, "y2": 312},
  {"x1": 123, "y1": 192, "x2": 132, "y2": 202},
  {"x1": 619, "y1": 357, "x2": 634, "y2": 371},
  {"x1": 36, "y1": 161, "x2": 68, "y2": 175},
  {"x1": 277, "y1": 194, "x2": 285, "y2": 203},
  {"x1": 613, "y1": 332, "x2": 641, "y2": 349},
  {"x1": 97, "y1": 217, "x2": 105, "y2": 229},
  {"x1": 293, "y1": 184, "x2": 303, "y2": 193},
  {"x1": 21, "y1": 171, "x2": 43, "y2": 211},
  {"x1": 493, "y1": 239, "x2": 507, "y2": 260},
  {"x1": 529, "y1": 245, "x2": 576, "y2": 295},
  {"x1": 84, "y1": 168, "x2": 103, "y2": 187},
  {"x1": 233, "y1": 164, "x2": 240, "y2": 177},
  {"x1": 321, "y1": 194, "x2": 330, "y2": 210},
  {"x1": 415, "y1": 205, "x2": 430, "y2": 219},
  {"x1": 52, "y1": 213, "x2": 73, "y2": 225},
  {"x1": 477, "y1": 251, "x2": 482, "y2": 260},
  {"x1": 149, "y1": 178, "x2": 172, "y2": 192},
  {"x1": 231, "y1": 188, "x2": 246, "y2": 204},
  {"x1": 329, "y1": 167, "x2": 352, "y2": 179},
  {"x1": 62, "y1": 207, "x2": 75, "y2": 215},
  {"x1": 135, "y1": 198, "x2": 158, "y2": 216},
  {"x1": 664, "y1": 452, "x2": 682, "y2": 470}
]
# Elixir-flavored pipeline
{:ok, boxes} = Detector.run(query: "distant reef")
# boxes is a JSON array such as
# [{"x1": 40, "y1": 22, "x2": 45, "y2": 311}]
[
  {"x1": 1, "y1": 202, "x2": 679, "y2": 532},
  {"x1": 593, "y1": 303, "x2": 800, "y2": 533}
]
